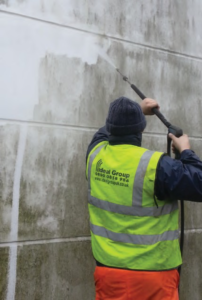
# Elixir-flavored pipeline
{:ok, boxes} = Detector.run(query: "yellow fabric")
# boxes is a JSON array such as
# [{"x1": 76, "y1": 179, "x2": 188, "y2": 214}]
[{"x1": 87, "y1": 142, "x2": 182, "y2": 270}]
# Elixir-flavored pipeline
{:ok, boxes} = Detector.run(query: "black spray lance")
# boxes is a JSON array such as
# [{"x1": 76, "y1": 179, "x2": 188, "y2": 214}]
[
  {"x1": 116, "y1": 68, "x2": 184, "y2": 276},
  {"x1": 116, "y1": 69, "x2": 183, "y2": 154}
]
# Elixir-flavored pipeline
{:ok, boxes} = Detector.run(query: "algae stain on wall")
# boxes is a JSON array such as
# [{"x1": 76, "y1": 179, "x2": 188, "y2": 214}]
[
  {"x1": 6, "y1": 125, "x2": 27, "y2": 300},
  {"x1": 0, "y1": 248, "x2": 9, "y2": 300}
]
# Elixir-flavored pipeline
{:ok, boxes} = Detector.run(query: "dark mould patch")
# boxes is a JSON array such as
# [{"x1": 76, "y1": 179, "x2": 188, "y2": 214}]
[
  {"x1": 59, "y1": 141, "x2": 90, "y2": 237},
  {"x1": 0, "y1": 247, "x2": 9, "y2": 300},
  {"x1": 15, "y1": 241, "x2": 94, "y2": 299},
  {"x1": 18, "y1": 179, "x2": 53, "y2": 239},
  {"x1": 15, "y1": 244, "x2": 49, "y2": 300}
]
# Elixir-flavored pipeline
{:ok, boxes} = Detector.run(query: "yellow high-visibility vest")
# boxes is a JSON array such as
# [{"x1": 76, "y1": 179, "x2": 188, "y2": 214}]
[{"x1": 86, "y1": 141, "x2": 182, "y2": 270}]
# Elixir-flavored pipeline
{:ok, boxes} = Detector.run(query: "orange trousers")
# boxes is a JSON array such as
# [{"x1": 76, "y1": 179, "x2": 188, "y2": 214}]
[{"x1": 94, "y1": 266, "x2": 179, "y2": 300}]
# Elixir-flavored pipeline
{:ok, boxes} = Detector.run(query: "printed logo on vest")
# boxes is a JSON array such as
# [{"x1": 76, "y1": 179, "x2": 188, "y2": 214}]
[
  {"x1": 96, "y1": 159, "x2": 103, "y2": 171},
  {"x1": 94, "y1": 160, "x2": 130, "y2": 188},
  {"x1": 96, "y1": 159, "x2": 110, "y2": 174}
]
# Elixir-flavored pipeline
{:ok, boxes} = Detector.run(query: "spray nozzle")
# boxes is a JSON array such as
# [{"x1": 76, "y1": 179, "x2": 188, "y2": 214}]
[
  {"x1": 123, "y1": 75, "x2": 129, "y2": 81},
  {"x1": 116, "y1": 69, "x2": 131, "y2": 85}
]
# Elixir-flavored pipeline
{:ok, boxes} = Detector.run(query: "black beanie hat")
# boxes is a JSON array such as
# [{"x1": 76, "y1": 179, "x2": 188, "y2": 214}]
[{"x1": 106, "y1": 97, "x2": 146, "y2": 135}]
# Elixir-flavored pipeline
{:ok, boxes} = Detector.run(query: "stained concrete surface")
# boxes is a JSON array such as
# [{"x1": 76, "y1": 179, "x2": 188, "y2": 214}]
[
  {"x1": 1, "y1": 8, "x2": 202, "y2": 131},
  {"x1": 0, "y1": 1, "x2": 202, "y2": 299},
  {"x1": 18, "y1": 125, "x2": 92, "y2": 241},
  {"x1": 1, "y1": 1, "x2": 202, "y2": 57},
  {"x1": 34, "y1": 44, "x2": 202, "y2": 138},
  {"x1": 179, "y1": 231, "x2": 202, "y2": 300},
  {"x1": 142, "y1": 134, "x2": 202, "y2": 160},
  {"x1": 15, "y1": 241, "x2": 95, "y2": 300},
  {"x1": 0, "y1": 125, "x2": 20, "y2": 241},
  {"x1": 0, "y1": 124, "x2": 93, "y2": 243},
  {"x1": 0, "y1": 247, "x2": 9, "y2": 300}
]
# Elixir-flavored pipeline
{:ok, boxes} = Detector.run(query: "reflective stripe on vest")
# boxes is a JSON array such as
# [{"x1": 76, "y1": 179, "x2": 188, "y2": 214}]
[
  {"x1": 90, "y1": 223, "x2": 179, "y2": 245},
  {"x1": 88, "y1": 144, "x2": 105, "y2": 192},
  {"x1": 88, "y1": 195, "x2": 178, "y2": 217}
]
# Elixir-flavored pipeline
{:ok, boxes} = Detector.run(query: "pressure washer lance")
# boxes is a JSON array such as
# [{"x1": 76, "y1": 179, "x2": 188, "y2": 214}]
[
  {"x1": 116, "y1": 69, "x2": 183, "y2": 145},
  {"x1": 116, "y1": 68, "x2": 184, "y2": 276}
]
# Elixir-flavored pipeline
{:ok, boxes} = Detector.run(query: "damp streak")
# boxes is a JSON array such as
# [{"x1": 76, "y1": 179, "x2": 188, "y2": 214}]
[{"x1": 6, "y1": 125, "x2": 28, "y2": 300}]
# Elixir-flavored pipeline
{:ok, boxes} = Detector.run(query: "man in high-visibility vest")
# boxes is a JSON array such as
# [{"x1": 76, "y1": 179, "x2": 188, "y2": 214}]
[{"x1": 86, "y1": 97, "x2": 202, "y2": 300}]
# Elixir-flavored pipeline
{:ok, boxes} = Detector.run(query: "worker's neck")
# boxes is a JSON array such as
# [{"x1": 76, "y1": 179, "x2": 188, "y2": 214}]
[{"x1": 109, "y1": 133, "x2": 142, "y2": 147}]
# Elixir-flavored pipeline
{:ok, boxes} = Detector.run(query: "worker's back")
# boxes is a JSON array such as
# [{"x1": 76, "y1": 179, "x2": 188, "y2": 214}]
[{"x1": 87, "y1": 141, "x2": 182, "y2": 271}]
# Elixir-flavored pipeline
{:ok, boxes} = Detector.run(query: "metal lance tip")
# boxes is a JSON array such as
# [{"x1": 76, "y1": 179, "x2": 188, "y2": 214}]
[
  {"x1": 123, "y1": 76, "x2": 128, "y2": 81},
  {"x1": 116, "y1": 68, "x2": 130, "y2": 84}
]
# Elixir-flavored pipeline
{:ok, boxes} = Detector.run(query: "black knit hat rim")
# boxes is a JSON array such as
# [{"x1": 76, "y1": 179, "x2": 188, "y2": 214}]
[{"x1": 106, "y1": 97, "x2": 146, "y2": 135}]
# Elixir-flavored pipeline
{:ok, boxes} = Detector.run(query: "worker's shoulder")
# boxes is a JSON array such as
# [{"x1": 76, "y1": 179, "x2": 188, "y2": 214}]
[
  {"x1": 156, "y1": 153, "x2": 180, "y2": 173},
  {"x1": 141, "y1": 147, "x2": 165, "y2": 160},
  {"x1": 87, "y1": 140, "x2": 108, "y2": 160}
]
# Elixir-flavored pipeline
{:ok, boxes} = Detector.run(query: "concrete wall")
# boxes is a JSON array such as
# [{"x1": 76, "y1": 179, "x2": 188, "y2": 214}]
[{"x1": 0, "y1": 1, "x2": 202, "y2": 299}]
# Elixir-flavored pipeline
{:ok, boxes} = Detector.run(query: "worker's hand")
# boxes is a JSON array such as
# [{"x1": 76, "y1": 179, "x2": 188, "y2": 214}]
[
  {"x1": 140, "y1": 98, "x2": 160, "y2": 115},
  {"x1": 169, "y1": 133, "x2": 191, "y2": 153}
]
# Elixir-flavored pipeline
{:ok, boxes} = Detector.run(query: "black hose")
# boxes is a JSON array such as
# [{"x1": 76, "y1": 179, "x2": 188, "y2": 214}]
[
  {"x1": 178, "y1": 200, "x2": 184, "y2": 277},
  {"x1": 167, "y1": 137, "x2": 184, "y2": 278}
]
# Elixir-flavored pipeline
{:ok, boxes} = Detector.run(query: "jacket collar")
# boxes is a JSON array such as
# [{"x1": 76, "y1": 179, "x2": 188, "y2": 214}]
[{"x1": 109, "y1": 133, "x2": 142, "y2": 147}]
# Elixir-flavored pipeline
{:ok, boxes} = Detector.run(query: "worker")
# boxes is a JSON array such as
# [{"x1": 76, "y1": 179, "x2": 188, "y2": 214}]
[{"x1": 86, "y1": 97, "x2": 202, "y2": 300}]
